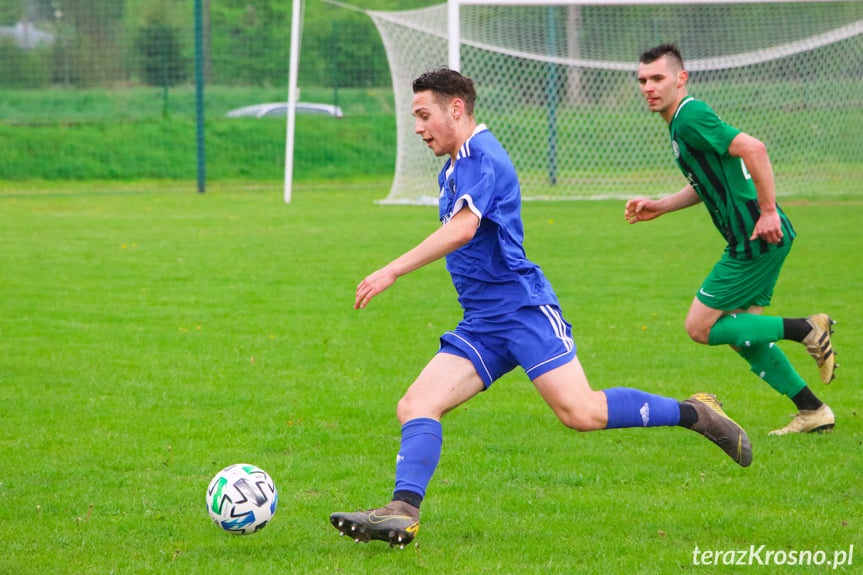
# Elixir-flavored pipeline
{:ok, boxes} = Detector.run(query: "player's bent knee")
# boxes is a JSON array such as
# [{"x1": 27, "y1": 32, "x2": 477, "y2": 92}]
[
  {"x1": 556, "y1": 409, "x2": 603, "y2": 432},
  {"x1": 685, "y1": 321, "x2": 710, "y2": 345},
  {"x1": 397, "y1": 395, "x2": 438, "y2": 424},
  {"x1": 396, "y1": 396, "x2": 416, "y2": 424}
]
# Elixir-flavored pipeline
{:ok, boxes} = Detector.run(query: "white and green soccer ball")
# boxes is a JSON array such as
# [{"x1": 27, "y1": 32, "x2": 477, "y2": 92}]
[{"x1": 206, "y1": 463, "x2": 278, "y2": 535}]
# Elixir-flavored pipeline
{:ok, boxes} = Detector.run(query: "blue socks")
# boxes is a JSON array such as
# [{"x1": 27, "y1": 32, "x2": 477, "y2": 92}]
[
  {"x1": 393, "y1": 417, "x2": 443, "y2": 500},
  {"x1": 603, "y1": 387, "x2": 681, "y2": 428},
  {"x1": 393, "y1": 394, "x2": 681, "y2": 501}
]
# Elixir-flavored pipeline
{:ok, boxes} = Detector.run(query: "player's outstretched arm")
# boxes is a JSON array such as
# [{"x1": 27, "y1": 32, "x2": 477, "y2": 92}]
[
  {"x1": 625, "y1": 184, "x2": 701, "y2": 224},
  {"x1": 727, "y1": 132, "x2": 783, "y2": 244},
  {"x1": 354, "y1": 206, "x2": 480, "y2": 309}
]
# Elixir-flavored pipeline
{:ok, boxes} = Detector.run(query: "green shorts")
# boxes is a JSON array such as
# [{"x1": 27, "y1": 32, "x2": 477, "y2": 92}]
[{"x1": 696, "y1": 240, "x2": 792, "y2": 311}]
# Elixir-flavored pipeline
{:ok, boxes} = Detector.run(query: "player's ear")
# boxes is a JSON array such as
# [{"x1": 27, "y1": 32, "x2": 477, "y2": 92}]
[
  {"x1": 678, "y1": 70, "x2": 689, "y2": 87},
  {"x1": 451, "y1": 98, "x2": 464, "y2": 120}
]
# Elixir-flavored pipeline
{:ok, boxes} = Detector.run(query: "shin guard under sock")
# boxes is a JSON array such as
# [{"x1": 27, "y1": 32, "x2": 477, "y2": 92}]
[
  {"x1": 737, "y1": 342, "x2": 806, "y2": 399},
  {"x1": 708, "y1": 313, "x2": 784, "y2": 348},
  {"x1": 393, "y1": 418, "x2": 443, "y2": 500},
  {"x1": 603, "y1": 387, "x2": 681, "y2": 428}
]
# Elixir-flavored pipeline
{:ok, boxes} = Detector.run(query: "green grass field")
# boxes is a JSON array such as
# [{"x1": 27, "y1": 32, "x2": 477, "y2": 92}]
[{"x1": 0, "y1": 180, "x2": 861, "y2": 574}]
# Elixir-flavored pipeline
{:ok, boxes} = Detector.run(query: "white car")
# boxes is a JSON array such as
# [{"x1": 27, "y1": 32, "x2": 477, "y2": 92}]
[{"x1": 226, "y1": 102, "x2": 343, "y2": 118}]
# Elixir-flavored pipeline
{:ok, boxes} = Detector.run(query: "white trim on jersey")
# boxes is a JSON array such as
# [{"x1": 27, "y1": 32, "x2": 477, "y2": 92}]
[
  {"x1": 452, "y1": 194, "x2": 482, "y2": 222},
  {"x1": 449, "y1": 124, "x2": 489, "y2": 223},
  {"x1": 673, "y1": 96, "x2": 695, "y2": 121},
  {"x1": 457, "y1": 123, "x2": 489, "y2": 161}
]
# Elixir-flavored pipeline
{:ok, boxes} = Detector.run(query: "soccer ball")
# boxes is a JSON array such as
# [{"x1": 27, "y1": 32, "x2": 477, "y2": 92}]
[{"x1": 206, "y1": 463, "x2": 278, "y2": 535}]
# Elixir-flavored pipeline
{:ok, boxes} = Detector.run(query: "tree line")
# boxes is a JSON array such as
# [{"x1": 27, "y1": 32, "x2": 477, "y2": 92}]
[{"x1": 0, "y1": 0, "x2": 433, "y2": 89}]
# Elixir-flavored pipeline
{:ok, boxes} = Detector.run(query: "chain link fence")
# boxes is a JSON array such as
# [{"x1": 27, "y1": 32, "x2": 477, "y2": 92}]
[{"x1": 0, "y1": 0, "x2": 404, "y2": 183}]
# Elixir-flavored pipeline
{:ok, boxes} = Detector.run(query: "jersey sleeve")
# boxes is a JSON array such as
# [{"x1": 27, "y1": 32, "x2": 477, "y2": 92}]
[
  {"x1": 452, "y1": 152, "x2": 496, "y2": 223},
  {"x1": 677, "y1": 101, "x2": 741, "y2": 156}
]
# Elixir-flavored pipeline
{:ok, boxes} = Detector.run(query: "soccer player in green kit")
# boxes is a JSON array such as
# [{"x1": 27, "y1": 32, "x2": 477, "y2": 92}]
[{"x1": 626, "y1": 44, "x2": 838, "y2": 436}]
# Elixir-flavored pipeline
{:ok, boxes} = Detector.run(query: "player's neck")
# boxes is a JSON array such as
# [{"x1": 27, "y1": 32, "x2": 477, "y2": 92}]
[{"x1": 662, "y1": 90, "x2": 688, "y2": 124}]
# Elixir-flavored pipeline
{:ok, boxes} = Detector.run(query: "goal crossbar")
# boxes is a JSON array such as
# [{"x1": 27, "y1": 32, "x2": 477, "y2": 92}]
[{"x1": 372, "y1": 7, "x2": 863, "y2": 72}]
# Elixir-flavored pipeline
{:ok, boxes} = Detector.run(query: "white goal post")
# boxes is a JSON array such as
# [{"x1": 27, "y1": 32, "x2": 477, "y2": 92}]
[
  {"x1": 366, "y1": 0, "x2": 863, "y2": 203},
  {"x1": 284, "y1": 0, "x2": 304, "y2": 203}
]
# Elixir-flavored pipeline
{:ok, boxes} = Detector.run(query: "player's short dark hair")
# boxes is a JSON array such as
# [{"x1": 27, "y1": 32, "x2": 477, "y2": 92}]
[
  {"x1": 640, "y1": 43, "x2": 685, "y2": 71},
  {"x1": 412, "y1": 67, "x2": 476, "y2": 116}
]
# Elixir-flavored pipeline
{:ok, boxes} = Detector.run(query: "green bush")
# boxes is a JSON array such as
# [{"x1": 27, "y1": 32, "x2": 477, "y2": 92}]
[
  {"x1": 0, "y1": 40, "x2": 53, "y2": 88},
  {"x1": 0, "y1": 115, "x2": 396, "y2": 180},
  {"x1": 134, "y1": 22, "x2": 187, "y2": 87}
]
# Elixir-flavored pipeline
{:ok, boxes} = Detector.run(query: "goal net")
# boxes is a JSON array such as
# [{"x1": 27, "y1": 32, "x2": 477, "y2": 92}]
[{"x1": 367, "y1": 1, "x2": 863, "y2": 203}]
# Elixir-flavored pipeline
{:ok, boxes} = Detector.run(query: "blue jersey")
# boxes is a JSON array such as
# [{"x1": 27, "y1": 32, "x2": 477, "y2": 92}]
[{"x1": 437, "y1": 125, "x2": 559, "y2": 319}]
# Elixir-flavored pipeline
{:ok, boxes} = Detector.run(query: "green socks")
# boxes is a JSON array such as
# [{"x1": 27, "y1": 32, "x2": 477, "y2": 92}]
[
  {"x1": 711, "y1": 313, "x2": 817, "y2": 403},
  {"x1": 708, "y1": 313, "x2": 784, "y2": 348},
  {"x1": 737, "y1": 342, "x2": 806, "y2": 398}
]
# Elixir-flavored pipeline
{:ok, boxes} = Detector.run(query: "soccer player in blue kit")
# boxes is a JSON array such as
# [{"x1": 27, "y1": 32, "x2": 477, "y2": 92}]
[{"x1": 330, "y1": 67, "x2": 752, "y2": 549}]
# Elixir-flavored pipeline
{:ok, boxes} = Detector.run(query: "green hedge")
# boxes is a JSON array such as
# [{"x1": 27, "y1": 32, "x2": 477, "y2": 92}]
[{"x1": 0, "y1": 114, "x2": 396, "y2": 181}]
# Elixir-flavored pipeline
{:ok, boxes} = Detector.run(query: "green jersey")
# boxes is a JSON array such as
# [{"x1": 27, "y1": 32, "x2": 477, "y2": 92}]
[{"x1": 669, "y1": 96, "x2": 796, "y2": 259}]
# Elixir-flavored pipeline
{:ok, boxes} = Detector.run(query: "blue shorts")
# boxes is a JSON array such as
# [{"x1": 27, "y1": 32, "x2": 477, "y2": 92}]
[{"x1": 438, "y1": 304, "x2": 577, "y2": 388}]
